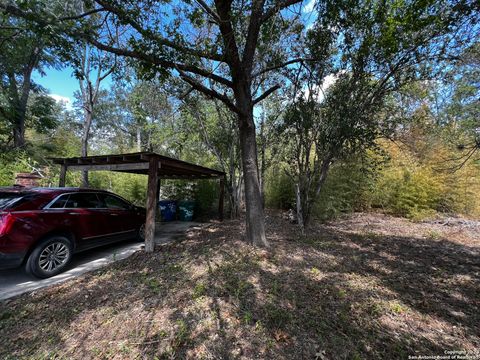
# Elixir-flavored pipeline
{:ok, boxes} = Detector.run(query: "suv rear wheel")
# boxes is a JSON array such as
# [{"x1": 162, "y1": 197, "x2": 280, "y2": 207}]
[{"x1": 26, "y1": 236, "x2": 73, "y2": 278}]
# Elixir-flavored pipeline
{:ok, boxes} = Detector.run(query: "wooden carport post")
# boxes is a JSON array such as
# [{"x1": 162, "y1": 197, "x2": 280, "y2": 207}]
[
  {"x1": 59, "y1": 164, "x2": 67, "y2": 187},
  {"x1": 218, "y1": 176, "x2": 225, "y2": 221},
  {"x1": 145, "y1": 156, "x2": 159, "y2": 253}
]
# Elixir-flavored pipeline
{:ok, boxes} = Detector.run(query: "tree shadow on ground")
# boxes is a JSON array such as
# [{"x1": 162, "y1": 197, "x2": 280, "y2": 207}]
[
  {"x1": 196, "y1": 219, "x2": 479, "y2": 358},
  {"x1": 0, "y1": 217, "x2": 478, "y2": 359}
]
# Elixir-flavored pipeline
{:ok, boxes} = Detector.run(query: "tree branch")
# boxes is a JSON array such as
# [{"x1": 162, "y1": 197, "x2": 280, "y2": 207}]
[
  {"x1": 85, "y1": 37, "x2": 232, "y2": 87},
  {"x1": 177, "y1": 64, "x2": 233, "y2": 87},
  {"x1": 253, "y1": 84, "x2": 281, "y2": 104},
  {"x1": 261, "y1": 0, "x2": 303, "y2": 23},
  {"x1": 194, "y1": 0, "x2": 221, "y2": 23},
  {"x1": 243, "y1": 0, "x2": 267, "y2": 72},
  {"x1": 0, "y1": 1, "x2": 225, "y2": 63},
  {"x1": 94, "y1": 0, "x2": 225, "y2": 62},
  {"x1": 58, "y1": 7, "x2": 106, "y2": 22},
  {"x1": 214, "y1": 0, "x2": 241, "y2": 68},
  {"x1": 252, "y1": 57, "x2": 310, "y2": 77},
  {"x1": 177, "y1": 69, "x2": 240, "y2": 114}
]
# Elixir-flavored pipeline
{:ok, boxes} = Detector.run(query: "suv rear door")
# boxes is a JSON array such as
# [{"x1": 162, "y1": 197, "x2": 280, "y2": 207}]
[
  {"x1": 63, "y1": 192, "x2": 116, "y2": 250},
  {"x1": 97, "y1": 193, "x2": 138, "y2": 239}
]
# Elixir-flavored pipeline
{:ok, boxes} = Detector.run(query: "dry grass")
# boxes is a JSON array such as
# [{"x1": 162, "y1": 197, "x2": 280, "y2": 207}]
[{"x1": 0, "y1": 211, "x2": 479, "y2": 359}]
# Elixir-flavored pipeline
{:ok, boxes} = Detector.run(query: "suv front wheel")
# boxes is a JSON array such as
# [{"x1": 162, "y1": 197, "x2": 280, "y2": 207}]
[{"x1": 26, "y1": 236, "x2": 73, "y2": 278}]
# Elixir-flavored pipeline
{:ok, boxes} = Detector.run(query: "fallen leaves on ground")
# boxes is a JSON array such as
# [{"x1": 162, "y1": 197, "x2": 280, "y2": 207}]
[{"x1": 0, "y1": 211, "x2": 478, "y2": 359}]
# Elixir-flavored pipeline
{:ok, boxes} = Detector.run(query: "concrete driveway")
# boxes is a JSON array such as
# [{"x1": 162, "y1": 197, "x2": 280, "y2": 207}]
[{"x1": 0, "y1": 221, "x2": 201, "y2": 301}]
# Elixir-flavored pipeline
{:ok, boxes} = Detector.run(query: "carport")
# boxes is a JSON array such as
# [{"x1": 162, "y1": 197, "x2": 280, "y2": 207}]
[{"x1": 51, "y1": 152, "x2": 225, "y2": 252}]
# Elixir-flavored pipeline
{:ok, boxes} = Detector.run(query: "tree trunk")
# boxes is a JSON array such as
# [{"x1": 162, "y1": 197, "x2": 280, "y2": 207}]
[
  {"x1": 238, "y1": 108, "x2": 268, "y2": 246},
  {"x1": 9, "y1": 60, "x2": 34, "y2": 149},
  {"x1": 12, "y1": 116, "x2": 26, "y2": 148},
  {"x1": 295, "y1": 182, "x2": 305, "y2": 232},
  {"x1": 259, "y1": 117, "x2": 266, "y2": 208},
  {"x1": 136, "y1": 126, "x2": 142, "y2": 151},
  {"x1": 81, "y1": 107, "x2": 93, "y2": 187},
  {"x1": 232, "y1": 182, "x2": 240, "y2": 218},
  {"x1": 296, "y1": 155, "x2": 333, "y2": 230},
  {"x1": 227, "y1": 175, "x2": 241, "y2": 219}
]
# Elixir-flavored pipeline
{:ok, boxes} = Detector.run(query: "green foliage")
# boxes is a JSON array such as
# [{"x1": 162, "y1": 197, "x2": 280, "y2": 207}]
[
  {"x1": 0, "y1": 151, "x2": 31, "y2": 186},
  {"x1": 192, "y1": 282, "x2": 207, "y2": 299},
  {"x1": 265, "y1": 167, "x2": 295, "y2": 210},
  {"x1": 0, "y1": 11, "x2": 63, "y2": 148},
  {"x1": 265, "y1": 153, "x2": 379, "y2": 220},
  {"x1": 160, "y1": 180, "x2": 196, "y2": 200},
  {"x1": 158, "y1": 179, "x2": 219, "y2": 218},
  {"x1": 371, "y1": 141, "x2": 480, "y2": 220},
  {"x1": 313, "y1": 156, "x2": 377, "y2": 220},
  {"x1": 265, "y1": 135, "x2": 480, "y2": 221},
  {"x1": 26, "y1": 93, "x2": 58, "y2": 134},
  {"x1": 371, "y1": 160, "x2": 444, "y2": 220},
  {"x1": 87, "y1": 172, "x2": 147, "y2": 206},
  {"x1": 193, "y1": 180, "x2": 218, "y2": 217},
  {"x1": 1, "y1": 0, "x2": 478, "y2": 231}
]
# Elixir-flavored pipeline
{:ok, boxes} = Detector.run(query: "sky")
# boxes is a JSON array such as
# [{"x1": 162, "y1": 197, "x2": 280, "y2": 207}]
[{"x1": 32, "y1": 66, "x2": 78, "y2": 108}]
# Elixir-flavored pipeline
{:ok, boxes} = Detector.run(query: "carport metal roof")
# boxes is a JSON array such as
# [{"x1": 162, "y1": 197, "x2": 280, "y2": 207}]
[
  {"x1": 50, "y1": 152, "x2": 225, "y2": 179},
  {"x1": 51, "y1": 152, "x2": 225, "y2": 254}
]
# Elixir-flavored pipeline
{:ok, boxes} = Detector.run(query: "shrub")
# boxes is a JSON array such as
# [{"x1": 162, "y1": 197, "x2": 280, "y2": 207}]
[{"x1": 371, "y1": 141, "x2": 480, "y2": 219}]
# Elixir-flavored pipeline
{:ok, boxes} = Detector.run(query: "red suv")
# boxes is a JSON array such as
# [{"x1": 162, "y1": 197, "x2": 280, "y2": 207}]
[{"x1": 0, "y1": 187, "x2": 145, "y2": 278}]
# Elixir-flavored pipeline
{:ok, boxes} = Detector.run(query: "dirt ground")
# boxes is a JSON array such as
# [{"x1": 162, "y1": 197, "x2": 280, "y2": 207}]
[{"x1": 0, "y1": 212, "x2": 478, "y2": 359}]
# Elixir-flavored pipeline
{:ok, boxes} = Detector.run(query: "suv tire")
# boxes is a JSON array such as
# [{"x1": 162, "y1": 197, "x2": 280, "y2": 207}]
[{"x1": 26, "y1": 236, "x2": 73, "y2": 278}]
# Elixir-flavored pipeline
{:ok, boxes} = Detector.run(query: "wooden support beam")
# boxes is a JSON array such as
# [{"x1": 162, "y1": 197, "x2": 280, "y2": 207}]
[
  {"x1": 219, "y1": 176, "x2": 225, "y2": 221},
  {"x1": 67, "y1": 163, "x2": 150, "y2": 172},
  {"x1": 59, "y1": 165, "x2": 67, "y2": 187},
  {"x1": 140, "y1": 153, "x2": 151, "y2": 161},
  {"x1": 145, "y1": 156, "x2": 159, "y2": 253},
  {"x1": 155, "y1": 175, "x2": 220, "y2": 180}
]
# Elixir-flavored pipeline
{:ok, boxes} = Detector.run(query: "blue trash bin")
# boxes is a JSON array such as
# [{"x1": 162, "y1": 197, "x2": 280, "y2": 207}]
[{"x1": 159, "y1": 200, "x2": 177, "y2": 221}]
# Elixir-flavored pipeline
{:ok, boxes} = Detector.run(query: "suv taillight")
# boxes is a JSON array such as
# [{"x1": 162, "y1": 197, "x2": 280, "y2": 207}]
[{"x1": 0, "y1": 213, "x2": 14, "y2": 236}]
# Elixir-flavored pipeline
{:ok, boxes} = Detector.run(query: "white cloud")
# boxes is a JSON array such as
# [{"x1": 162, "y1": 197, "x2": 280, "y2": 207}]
[
  {"x1": 303, "y1": 0, "x2": 316, "y2": 13},
  {"x1": 49, "y1": 94, "x2": 73, "y2": 110},
  {"x1": 301, "y1": 73, "x2": 340, "y2": 102},
  {"x1": 321, "y1": 73, "x2": 338, "y2": 92}
]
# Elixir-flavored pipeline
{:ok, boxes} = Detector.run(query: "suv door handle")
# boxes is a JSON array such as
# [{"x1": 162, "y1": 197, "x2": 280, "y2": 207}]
[
  {"x1": 110, "y1": 213, "x2": 119, "y2": 216},
  {"x1": 68, "y1": 212, "x2": 81, "y2": 215}
]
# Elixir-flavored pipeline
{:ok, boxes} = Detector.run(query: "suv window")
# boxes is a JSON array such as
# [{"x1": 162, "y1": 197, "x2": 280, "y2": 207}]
[
  {"x1": 0, "y1": 193, "x2": 22, "y2": 210},
  {"x1": 101, "y1": 194, "x2": 131, "y2": 210},
  {"x1": 49, "y1": 194, "x2": 70, "y2": 209},
  {"x1": 65, "y1": 193, "x2": 103, "y2": 209}
]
